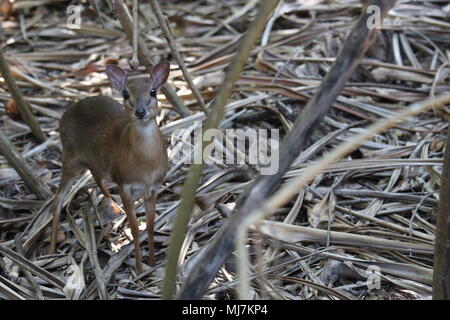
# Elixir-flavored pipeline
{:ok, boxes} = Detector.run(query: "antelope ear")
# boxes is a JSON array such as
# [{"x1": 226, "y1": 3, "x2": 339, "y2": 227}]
[
  {"x1": 106, "y1": 65, "x2": 127, "y2": 92},
  {"x1": 151, "y1": 61, "x2": 170, "y2": 89}
]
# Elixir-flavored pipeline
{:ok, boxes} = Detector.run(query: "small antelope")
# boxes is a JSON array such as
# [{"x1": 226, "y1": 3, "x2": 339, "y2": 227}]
[{"x1": 50, "y1": 62, "x2": 170, "y2": 273}]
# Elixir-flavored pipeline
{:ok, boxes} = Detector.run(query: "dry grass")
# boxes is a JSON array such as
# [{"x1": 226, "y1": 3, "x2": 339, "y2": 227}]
[{"x1": 0, "y1": 0, "x2": 449, "y2": 300}]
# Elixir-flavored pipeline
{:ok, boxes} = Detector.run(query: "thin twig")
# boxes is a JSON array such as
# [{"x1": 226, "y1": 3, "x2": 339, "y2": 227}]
[
  {"x1": 177, "y1": 0, "x2": 399, "y2": 299},
  {"x1": 0, "y1": 47, "x2": 46, "y2": 142},
  {"x1": 112, "y1": 0, "x2": 191, "y2": 117},
  {"x1": 149, "y1": 0, "x2": 207, "y2": 112},
  {"x1": 162, "y1": 0, "x2": 281, "y2": 300},
  {"x1": 83, "y1": 207, "x2": 109, "y2": 300},
  {"x1": 130, "y1": 0, "x2": 139, "y2": 70},
  {"x1": 0, "y1": 129, "x2": 52, "y2": 200},
  {"x1": 14, "y1": 235, "x2": 44, "y2": 300},
  {"x1": 0, "y1": 244, "x2": 65, "y2": 290},
  {"x1": 237, "y1": 94, "x2": 450, "y2": 299}
]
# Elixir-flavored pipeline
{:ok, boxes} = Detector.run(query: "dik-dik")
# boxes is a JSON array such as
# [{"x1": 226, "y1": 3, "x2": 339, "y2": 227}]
[{"x1": 50, "y1": 62, "x2": 170, "y2": 273}]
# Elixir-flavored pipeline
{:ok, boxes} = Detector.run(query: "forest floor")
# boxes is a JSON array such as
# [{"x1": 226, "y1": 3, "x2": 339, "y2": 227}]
[{"x1": 0, "y1": 0, "x2": 449, "y2": 300}]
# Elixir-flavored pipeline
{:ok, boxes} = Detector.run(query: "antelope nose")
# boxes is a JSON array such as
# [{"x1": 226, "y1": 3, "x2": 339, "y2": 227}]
[{"x1": 135, "y1": 108, "x2": 146, "y2": 119}]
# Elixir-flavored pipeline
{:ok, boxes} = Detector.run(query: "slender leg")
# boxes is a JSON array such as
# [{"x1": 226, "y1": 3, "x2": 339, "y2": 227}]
[
  {"x1": 92, "y1": 174, "x2": 111, "y2": 198},
  {"x1": 119, "y1": 185, "x2": 143, "y2": 273},
  {"x1": 49, "y1": 156, "x2": 83, "y2": 253},
  {"x1": 93, "y1": 173, "x2": 122, "y2": 219},
  {"x1": 144, "y1": 189, "x2": 157, "y2": 266}
]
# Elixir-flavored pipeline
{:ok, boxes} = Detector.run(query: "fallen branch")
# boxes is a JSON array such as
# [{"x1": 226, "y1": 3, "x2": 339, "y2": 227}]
[
  {"x1": 0, "y1": 47, "x2": 46, "y2": 143},
  {"x1": 177, "y1": 0, "x2": 399, "y2": 299},
  {"x1": 0, "y1": 129, "x2": 52, "y2": 200},
  {"x1": 237, "y1": 94, "x2": 450, "y2": 299},
  {"x1": 162, "y1": 0, "x2": 281, "y2": 299},
  {"x1": 0, "y1": 244, "x2": 65, "y2": 290},
  {"x1": 129, "y1": 0, "x2": 139, "y2": 70}
]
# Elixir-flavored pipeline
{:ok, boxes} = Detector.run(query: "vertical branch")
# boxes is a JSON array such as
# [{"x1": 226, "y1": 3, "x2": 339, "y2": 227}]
[
  {"x1": 177, "y1": 0, "x2": 398, "y2": 299},
  {"x1": 112, "y1": 0, "x2": 192, "y2": 117},
  {"x1": 433, "y1": 126, "x2": 450, "y2": 299},
  {"x1": 149, "y1": 0, "x2": 207, "y2": 112},
  {"x1": 161, "y1": 0, "x2": 281, "y2": 300},
  {"x1": 0, "y1": 47, "x2": 46, "y2": 143},
  {"x1": 130, "y1": 0, "x2": 139, "y2": 70}
]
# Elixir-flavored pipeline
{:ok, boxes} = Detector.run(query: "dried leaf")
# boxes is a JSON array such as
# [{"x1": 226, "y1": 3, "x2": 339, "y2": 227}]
[
  {"x1": 63, "y1": 260, "x2": 85, "y2": 300},
  {"x1": 307, "y1": 190, "x2": 336, "y2": 228}
]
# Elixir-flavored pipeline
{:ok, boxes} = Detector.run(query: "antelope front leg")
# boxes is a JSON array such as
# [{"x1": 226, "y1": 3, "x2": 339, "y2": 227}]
[
  {"x1": 119, "y1": 186, "x2": 143, "y2": 273},
  {"x1": 144, "y1": 189, "x2": 157, "y2": 266}
]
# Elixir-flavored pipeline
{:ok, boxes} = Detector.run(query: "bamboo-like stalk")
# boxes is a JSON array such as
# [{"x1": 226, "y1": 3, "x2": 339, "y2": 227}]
[
  {"x1": 237, "y1": 94, "x2": 450, "y2": 299},
  {"x1": 177, "y1": 0, "x2": 399, "y2": 299},
  {"x1": 130, "y1": 0, "x2": 139, "y2": 69},
  {"x1": 0, "y1": 47, "x2": 46, "y2": 143},
  {"x1": 0, "y1": 244, "x2": 65, "y2": 290},
  {"x1": 83, "y1": 208, "x2": 109, "y2": 300},
  {"x1": 14, "y1": 236, "x2": 44, "y2": 300},
  {"x1": 161, "y1": 0, "x2": 281, "y2": 299},
  {"x1": 433, "y1": 124, "x2": 450, "y2": 299}
]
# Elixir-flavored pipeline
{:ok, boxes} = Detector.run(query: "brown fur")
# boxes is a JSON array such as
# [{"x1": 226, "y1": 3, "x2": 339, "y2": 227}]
[{"x1": 50, "y1": 68, "x2": 169, "y2": 273}]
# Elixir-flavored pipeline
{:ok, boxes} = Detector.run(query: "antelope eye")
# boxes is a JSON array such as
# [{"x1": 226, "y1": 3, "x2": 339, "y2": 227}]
[
  {"x1": 150, "y1": 88, "x2": 157, "y2": 97},
  {"x1": 122, "y1": 89, "x2": 129, "y2": 100}
]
